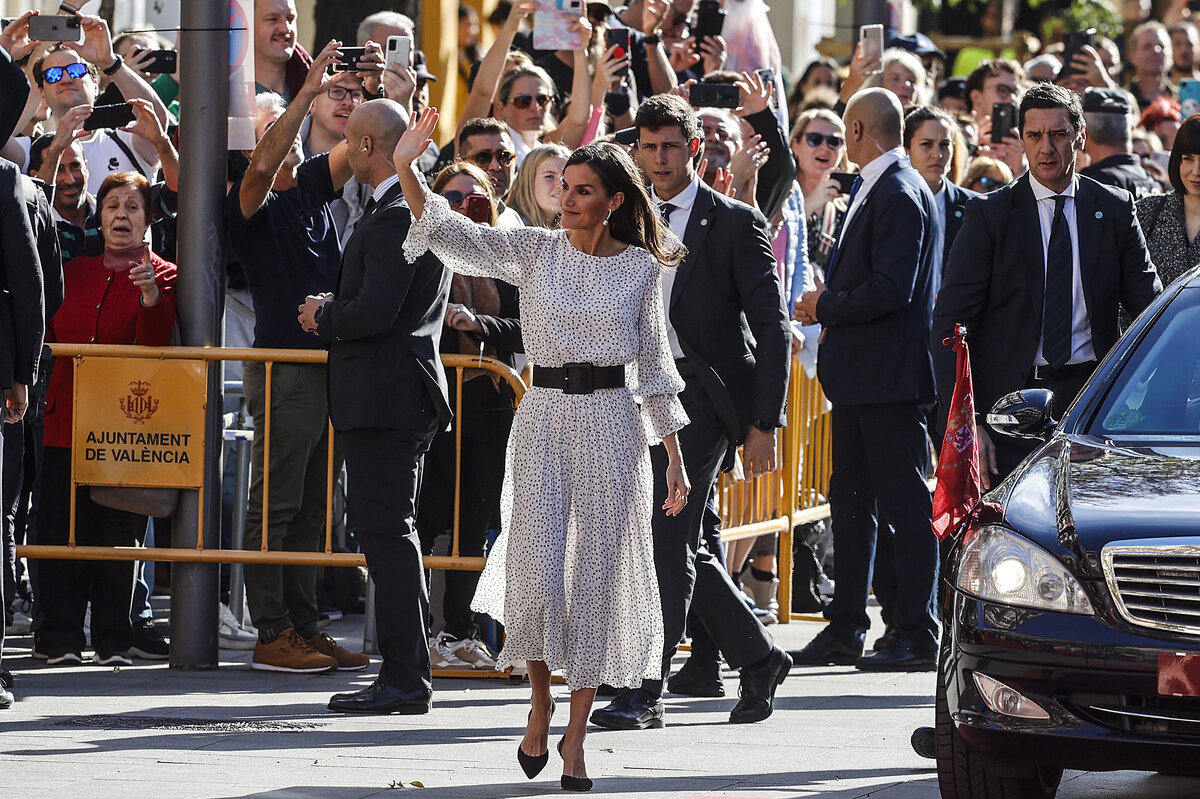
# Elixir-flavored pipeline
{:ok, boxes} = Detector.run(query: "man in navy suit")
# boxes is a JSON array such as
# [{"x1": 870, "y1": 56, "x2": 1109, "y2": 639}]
[{"x1": 793, "y1": 88, "x2": 941, "y2": 671}]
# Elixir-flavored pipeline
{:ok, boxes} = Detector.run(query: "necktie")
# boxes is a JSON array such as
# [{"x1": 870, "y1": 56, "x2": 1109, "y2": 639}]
[
  {"x1": 1042, "y1": 194, "x2": 1073, "y2": 370},
  {"x1": 660, "y1": 202, "x2": 677, "y2": 226},
  {"x1": 364, "y1": 196, "x2": 378, "y2": 215},
  {"x1": 822, "y1": 175, "x2": 863, "y2": 282}
]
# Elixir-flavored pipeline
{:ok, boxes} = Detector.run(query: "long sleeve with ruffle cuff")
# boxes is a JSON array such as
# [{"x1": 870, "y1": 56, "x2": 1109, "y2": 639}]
[{"x1": 630, "y1": 265, "x2": 689, "y2": 445}]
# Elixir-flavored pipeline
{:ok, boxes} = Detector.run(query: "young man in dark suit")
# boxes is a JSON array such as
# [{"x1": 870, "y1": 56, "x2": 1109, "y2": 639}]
[
  {"x1": 299, "y1": 99, "x2": 452, "y2": 715},
  {"x1": 793, "y1": 88, "x2": 942, "y2": 672},
  {"x1": 590, "y1": 93, "x2": 792, "y2": 731},
  {"x1": 0, "y1": 159, "x2": 47, "y2": 709},
  {"x1": 933, "y1": 82, "x2": 1161, "y2": 490}
]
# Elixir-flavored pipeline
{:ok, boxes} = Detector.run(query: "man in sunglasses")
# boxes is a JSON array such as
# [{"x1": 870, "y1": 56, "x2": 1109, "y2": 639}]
[
  {"x1": 224, "y1": 41, "x2": 369, "y2": 675},
  {"x1": 12, "y1": 16, "x2": 170, "y2": 195},
  {"x1": 455, "y1": 117, "x2": 524, "y2": 227}
]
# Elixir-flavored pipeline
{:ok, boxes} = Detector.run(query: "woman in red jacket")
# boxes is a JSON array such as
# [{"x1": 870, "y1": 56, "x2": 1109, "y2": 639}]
[{"x1": 36, "y1": 172, "x2": 179, "y2": 667}]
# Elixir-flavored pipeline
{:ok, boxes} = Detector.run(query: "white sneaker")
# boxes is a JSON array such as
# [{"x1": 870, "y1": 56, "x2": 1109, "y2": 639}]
[
  {"x1": 94, "y1": 651, "x2": 133, "y2": 667},
  {"x1": 447, "y1": 637, "x2": 498, "y2": 670},
  {"x1": 218, "y1": 603, "x2": 258, "y2": 650},
  {"x1": 46, "y1": 652, "x2": 82, "y2": 666},
  {"x1": 429, "y1": 632, "x2": 471, "y2": 669}
]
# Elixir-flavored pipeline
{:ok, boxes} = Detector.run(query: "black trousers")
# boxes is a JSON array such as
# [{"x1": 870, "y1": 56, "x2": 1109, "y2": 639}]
[
  {"x1": 824, "y1": 400, "x2": 938, "y2": 650},
  {"x1": 342, "y1": 419, "x2": 438, "y2": 693},
  {"x1": 417, "y1": 377, "x2": 512, "y2": 639},
  {"x1": 38, "y1": 446, "x2": 147, "y2": 657},
  {"x1": 648, "y1": 375, "x2": 773, "y2": 695}
]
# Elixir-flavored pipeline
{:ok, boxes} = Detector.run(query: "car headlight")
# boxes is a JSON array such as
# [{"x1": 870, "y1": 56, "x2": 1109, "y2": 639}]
[{"x1": 956, "y1": 525, "x2": 1094, "y2": 615}]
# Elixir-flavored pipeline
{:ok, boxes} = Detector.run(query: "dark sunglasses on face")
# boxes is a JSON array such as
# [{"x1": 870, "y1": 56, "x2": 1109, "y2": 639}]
[
  {"x1": 442, "y1": 190, "x2": 487, "y2": 208},
  {"x1": 469, "y1": 149, "x2": 515, "y2": 168},
  {"x1": 507, "y1": 93, "x2": 553, "y2": 110},
  {"x1": 802, "y1": 131, "x2": 843, "y2": 149},
  {"x1": 43, "y1": 62, "x2": 89, "y2": 84}
]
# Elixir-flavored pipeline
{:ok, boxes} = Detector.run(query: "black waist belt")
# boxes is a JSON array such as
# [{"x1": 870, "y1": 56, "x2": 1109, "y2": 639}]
[
  {"x1": 532, "y1": 363, "x2": 625, "y2": 394},
  {"x1": 1029, "y1": 360, "x2": 1098, "y2": 382}
]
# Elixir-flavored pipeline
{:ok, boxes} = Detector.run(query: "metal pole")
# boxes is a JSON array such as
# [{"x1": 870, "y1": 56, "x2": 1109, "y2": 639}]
[
  {"x1": 228, "y1": 428, "x2": 252, "y2": 624},
  {"x1": 170, "y1": 0, "x2": 229, "y2": 670},
  {"x1": 363, "y1": 579, "x2": 379, "y2": 655}
]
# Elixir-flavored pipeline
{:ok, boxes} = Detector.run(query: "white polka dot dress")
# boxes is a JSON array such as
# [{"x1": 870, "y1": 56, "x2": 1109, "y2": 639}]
[{"x1": 405, "y1": 193, "x2": 689, "y2": 690}]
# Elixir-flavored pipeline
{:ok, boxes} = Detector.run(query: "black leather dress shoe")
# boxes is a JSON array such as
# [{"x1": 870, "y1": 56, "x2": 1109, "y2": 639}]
[
  {"x1": 789, "y1": 626, "x2": 865, "y2": 666},
  {"x1": 589, "y1": 688, "x2": 664, "y2": 730},
  {"x1": 855, "y1": 640, "x2": 937, "y2": 672},
  {"x1": 667, "y1": 656, "x2": 725, "y2": 697},
  {"x1": 327, "y1": 679, "x2": 432, "y2": 714},
  {"x1": 729, "y1": 647, "x2": 792, "y2": 724},
  {"x1": 872, "y1": 625, "x2": 898, "y2": 652}
]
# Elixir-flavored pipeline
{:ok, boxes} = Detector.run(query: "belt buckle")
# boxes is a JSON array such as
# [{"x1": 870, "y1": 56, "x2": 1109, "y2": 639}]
[
  {"x1": 1033, "y1": 364, "x2": 1048, "y2": 382},
  {"x1": 562, "y1": 362, "x2": 594, "y2": 395}
]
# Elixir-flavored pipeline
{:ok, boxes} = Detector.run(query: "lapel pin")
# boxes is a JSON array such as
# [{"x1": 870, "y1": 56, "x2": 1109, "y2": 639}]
[
  {"x1": 1095, "y1": 211, "x2": 1103, "y2": 219},
  {"x1": 955, "y1": 210, "x2": 963, "y2": 218},
  {"x1": 701, "y1": 219, "x2": 708, "y2": 226}
]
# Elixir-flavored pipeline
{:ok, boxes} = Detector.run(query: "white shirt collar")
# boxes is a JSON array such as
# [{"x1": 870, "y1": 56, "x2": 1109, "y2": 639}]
[
  {"x1": 372, "y1": 173, "x2": 400, "y2": 202},
  {"x1": 858, "y1": 147, "x2": 905, "y2": 184},
  {"x1": 1028, "y1": 173, "x2": 1077, "y2": 202},
  {"x1": 653, "y1": 174, "x2": 702, "y2": 212}
]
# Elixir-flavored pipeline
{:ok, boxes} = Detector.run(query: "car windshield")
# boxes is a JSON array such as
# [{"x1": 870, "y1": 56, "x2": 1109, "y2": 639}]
[{"x1": 1091, "y1": 286, "x2": 1200, "y2": 438}]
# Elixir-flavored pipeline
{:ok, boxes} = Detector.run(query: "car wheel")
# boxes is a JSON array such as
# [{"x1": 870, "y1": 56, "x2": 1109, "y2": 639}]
[{"x1": 935, "y1": 655, "x2": 1063, "y2": 798}]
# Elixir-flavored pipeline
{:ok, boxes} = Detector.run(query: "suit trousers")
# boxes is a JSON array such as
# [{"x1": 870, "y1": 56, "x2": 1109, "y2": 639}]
[
  {"x1": 241, "y1": 361, "x2": 339, "y2": 642},
  {"x1": 825, "y1": 400, "x2": 938, "y2": 650},
  {"x1": 38, "y1": 446, "x2": 146, "y2": 657},
  {"x1": 649, "y1": 375, "x2": 773, "y2": 694},
  {"x1": 993, "y1": 366, "x2": 1094, "y2": 478},
  {"x1": 417, "y1": 376, "x2": 512, "y2": 640},
  {"x1": 342, "y1": 416, "x2": 438, "y2": 693}
]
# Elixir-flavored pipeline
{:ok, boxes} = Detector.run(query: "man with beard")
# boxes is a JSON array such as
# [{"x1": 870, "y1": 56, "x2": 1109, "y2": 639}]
[
  {"x1": 456, "y1": 117, "x2": 524, "y2": 227},
  {"x1": 224, "y1": 41, "x2": 368, "y2": 674}
]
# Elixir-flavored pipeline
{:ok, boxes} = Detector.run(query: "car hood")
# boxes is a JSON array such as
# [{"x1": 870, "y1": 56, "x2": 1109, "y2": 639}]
[{"x1": 999, "y1": 435, "x2": 1200, "y2": 571}]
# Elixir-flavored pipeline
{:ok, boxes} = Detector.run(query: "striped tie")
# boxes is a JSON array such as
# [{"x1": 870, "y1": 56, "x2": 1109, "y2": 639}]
[{"x1": 1042, "y1": 194, "x2": 1073, "y2": 370}]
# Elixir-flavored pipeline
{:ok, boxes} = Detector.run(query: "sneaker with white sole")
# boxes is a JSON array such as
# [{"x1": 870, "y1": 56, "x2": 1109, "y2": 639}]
[
  {"x1": 429, "y1": 632, "x2": 471, "y2": 669},
  {"x1": 252, "y1": 628, "x2": 337, "y2": 673},
  {"x1": 446, "y1": 636, "x2": 498, "y2": 670},
  {"x1": 94, "y1": 651, "x2": 133, "y2": 667},
  {"x1": 218, "y1": 603, "x2": 258, "y2": 650},
  {"x1": 45, "y1": 652, "x2": 82, "y2": 666}
]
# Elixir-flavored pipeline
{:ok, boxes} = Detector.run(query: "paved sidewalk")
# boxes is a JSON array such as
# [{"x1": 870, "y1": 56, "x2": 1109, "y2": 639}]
[{"x1": 3, "y1": 609, "x2": 1200, "y2": 798}]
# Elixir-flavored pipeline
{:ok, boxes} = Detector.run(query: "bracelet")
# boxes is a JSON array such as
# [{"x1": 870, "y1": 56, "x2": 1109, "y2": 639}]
[
  {"x1": 101, "y1": 53, "x2": 123, "y2": 76},
  {"x1": 645, "y1": 31, "x2": 662, "y2": 45}
]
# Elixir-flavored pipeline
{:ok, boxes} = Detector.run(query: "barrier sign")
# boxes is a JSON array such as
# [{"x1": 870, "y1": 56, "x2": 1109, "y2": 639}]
[{"x1": 73, "y1": 356, "x2": 207, "y2": 488}]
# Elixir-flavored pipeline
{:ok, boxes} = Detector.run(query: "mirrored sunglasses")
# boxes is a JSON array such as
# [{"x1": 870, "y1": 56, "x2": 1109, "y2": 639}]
[{"x1": 43, "y1": 62, "x2": 89, "y2": 84}]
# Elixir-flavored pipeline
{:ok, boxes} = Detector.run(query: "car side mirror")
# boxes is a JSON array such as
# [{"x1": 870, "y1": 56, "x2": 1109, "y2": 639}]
[{"x1": 986, "y1": 389, "x2": 1056, "y2": 440}]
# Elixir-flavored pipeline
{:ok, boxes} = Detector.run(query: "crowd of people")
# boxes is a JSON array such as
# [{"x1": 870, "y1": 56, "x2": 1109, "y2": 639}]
[{"x1": 0, "y1": 0, "x2": 1197, "y2": 790}]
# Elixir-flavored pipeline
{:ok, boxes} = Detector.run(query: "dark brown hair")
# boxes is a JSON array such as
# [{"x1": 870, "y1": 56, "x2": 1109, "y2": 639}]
[
  {"x1": 1169, "y1": 114, "x2": 1200, "y2": 195},
  {"x1": 565, "y1": 143, "x2": 685, "y2": 268},
  {"x1": 96, "y1": 172, "x2": 152, "y2": 222},
  {"x1": 431, "y1": 161, "x2": 499, "y2": 226}
]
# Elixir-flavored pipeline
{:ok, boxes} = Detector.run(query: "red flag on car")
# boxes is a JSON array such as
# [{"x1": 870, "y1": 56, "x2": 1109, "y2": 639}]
[{"x1": 932, "y1": 324, "x2": 981, "y2": 540}]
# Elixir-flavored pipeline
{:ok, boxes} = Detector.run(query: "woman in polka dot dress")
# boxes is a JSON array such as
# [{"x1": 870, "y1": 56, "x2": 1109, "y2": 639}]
[{"x1": 396, "y1": 108, "x2": 691, "y2": 791}]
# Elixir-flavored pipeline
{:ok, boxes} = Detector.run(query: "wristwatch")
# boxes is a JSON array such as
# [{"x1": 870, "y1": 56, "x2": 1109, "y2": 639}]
[
  {"x1": 101, "y1": 54, "x2": 124, "y2": 76},
  {"x1": 313, "y1": 302, "x2": 326, "y2": 327},
  {"x1": 750, "y1": 419, "x2": 776, "y2": 433},
  {"x1": 645, "y1": 31, "x2": 662, "y2": 46}
]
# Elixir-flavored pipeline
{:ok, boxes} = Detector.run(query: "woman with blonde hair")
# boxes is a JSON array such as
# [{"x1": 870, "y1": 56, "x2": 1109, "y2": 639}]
[{"x1": 506, "y1": 142, "x2": 571, "y2": 228}]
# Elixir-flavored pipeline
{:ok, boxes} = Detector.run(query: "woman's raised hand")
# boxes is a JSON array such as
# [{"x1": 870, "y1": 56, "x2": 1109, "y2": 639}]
[{"x1": 394, "y1": 107, "x2": 439, "y2": 167}]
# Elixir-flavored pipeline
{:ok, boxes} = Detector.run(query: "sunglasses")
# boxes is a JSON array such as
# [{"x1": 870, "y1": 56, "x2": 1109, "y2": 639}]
[
  {"x1": 468, "y1": 149, "x2": 515, "y2": 168},
  {"x1": 975, "y1": 176, "x2": 1002, "y2": 191},
  {"x1": 801, "y1": 131, "x2": 843, "y2": 149},
  {"x1": 442, "y1": 190, "x2": 488, "y2": 208},
  {"x1": 506, "y1": 93, "x2": 553, "y2": 110},
  {"x1": 43, "y1": 62, "x2": 89, "y2": 84}
]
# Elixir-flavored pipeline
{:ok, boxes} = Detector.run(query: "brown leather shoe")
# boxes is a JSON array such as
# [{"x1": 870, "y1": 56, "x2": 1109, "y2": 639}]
[
  {"x1": 307, "y1": 632, "x2": 370, "y2": 671},
  {"x1": 252, "y1": 628, "x2": 337, "y2": 673}
]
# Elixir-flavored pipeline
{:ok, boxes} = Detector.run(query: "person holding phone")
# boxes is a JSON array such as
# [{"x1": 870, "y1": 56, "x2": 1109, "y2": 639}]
[
  {"x1": 5, "y1": 15, "x2": 172, "y2": 193},
  {"x1": 416, "y1": 161, "x2": 523, "y2": 672},
  {"x1": 36, "y1": 171, "x2": 177, "y2": 668},
  {"x1": 789, "y1": 108, "x2": 850, "y2": 274}
]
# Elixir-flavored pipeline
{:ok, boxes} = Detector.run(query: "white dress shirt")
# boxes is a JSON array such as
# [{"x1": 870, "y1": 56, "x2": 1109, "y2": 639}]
[
  {"x1": 1027, "y1": 175, "x2": 1096, "y2": 366},
  {"x1": 652, "y1": 176, "x2": 703, "y2": 360},
  {"x1": 371, "y1": 173, "x2": 400, "y2": 203}
]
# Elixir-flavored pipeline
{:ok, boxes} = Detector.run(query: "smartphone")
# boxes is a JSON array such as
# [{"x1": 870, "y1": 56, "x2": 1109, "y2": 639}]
[
  {"x1": 28, "y1": 14, "x2": 81, "y2": 42},
  {"x1": 692, "y1": 0, "x2": 725, "y2": 52},
  {"x1": 859, "y1": 24, "x2": 884, "y2": 76},
  {"x1": 991, "y1": 102, "x2": 1017, "y2": 144},
  {"x1": 605, "y1": 27, "x2": 630, "y2": 78},
  {"x1": 688, "y1": 82, "x2": 740, "y2": 109},
  {"x1": 84, "y1": 102, "x2": 135, "y2": 131},
  {"x1": 464, "y1": 195, "x2": 491, "y2": 224},
  {"x1": 613, "y1": 126, "x2": 638, "y2": 146},
  {"x1": 385, "y1": 35, "x2": 412, "y2": 73},
  {"x1": 133, "y1": 48, "x2": 177, "y2": 75},
  {"x1": 532, "y1": 0, "x2": 583, "y2": 52},
  {"x1": 1181, "y1": 78, "x2": 1200, "y2": 118},
  {"x1": 330, "y1": 46, "x2": 367, "y2": 74},
  {"x1": 830, "y1": 171, "x2": 858, "y2": 195},
  {"x1": 1057, "y1": 28, "x2": 1096, "y2": 80}
]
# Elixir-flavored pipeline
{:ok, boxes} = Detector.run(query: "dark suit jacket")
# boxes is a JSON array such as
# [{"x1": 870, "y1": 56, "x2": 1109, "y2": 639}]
[
  {"x1": 318, "y1": 182, "x2": 452, "y2": 431},
  {"x1": 933, "y1": 173, "x2": 1162, "y2": 418},
  {"x1": 745, "y1": 109, "x2": 797, "y2": 221},
  {"x1": 670, "y1": 181, "x2": 790, "y2": 448},
  {"x1": 816, "y1": 158, "x2": 939, "y2": 406},
  {"x1": 0, "y1": 47, "x2": 29, "y2": 143},
  {"x1": 942, "y1": 181, "x2": 979, "y2": 271},
  {"x1": 22, "y1": 175, "x2": 64, "y2": 327},
  {"x1": 0, "y1": 161, "x2": 46, "y2": 389}
]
